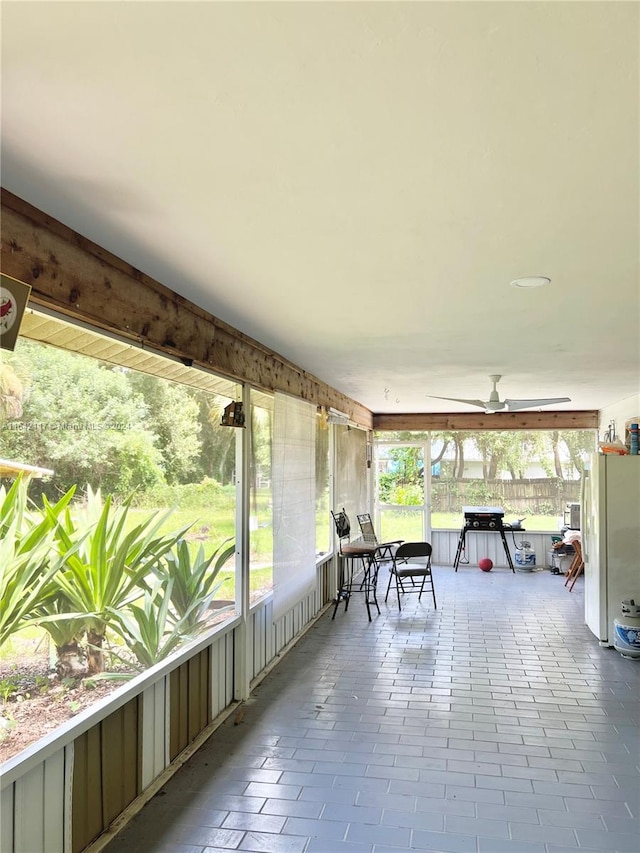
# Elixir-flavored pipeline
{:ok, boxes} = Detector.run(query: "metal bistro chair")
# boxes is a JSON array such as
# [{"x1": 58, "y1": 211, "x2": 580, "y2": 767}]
[
  {"x1": 356, "y1": 512, "x2": 403, "y2": 561},
  {"x1": 385, "y1": 541, "x2": 437, "y2": 612},
  {"x1": 356, "y1": 512, "x2": 403, "y2": 591},
  {"x1": 330, "y1": 509, "x2": 379, "y2": 621}
]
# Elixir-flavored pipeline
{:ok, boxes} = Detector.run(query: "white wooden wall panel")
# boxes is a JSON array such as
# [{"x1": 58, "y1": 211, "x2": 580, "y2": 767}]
[
  {"x1": 211, "y1": 636, "x2": 222, "y2": 718},
  {"x1": 225, "y1": 633, "x2": 234, "y2": 709},
  {"x1": 1, "y1": 782, "x2": 14, "y2": 852},
  {"x1": 265, "y1": 599, "x2": 275, "y2": 663},
  {"x1": 210, "y1": 632, "x2": 234, "y2": 718},
  {"x1": 14, "y1": 763, "x2": 44, "y2": 852},
  {"x1": 141, "y1": 680, "x2": 167, "y2": 790},
  {"x1": 13, "y1": 749, "x2": 65, "y2": 853},
  {"x1": 431, "y1": 530, "x2": 457, "y2": 565},
  {"x1": 252, "y1": 606, "x2": 265, "y2": 679},
  {"x1": 64, "y1": 745, "x2": 73, "y2": 853},
  {"x1": 432, "y1": 530, "x2": 557, "y2": 570},
  {"x1": 43, "y1": 750, "x2": 65, "y2": 852},
  {"x1": 164, "y1": 675, "x2": 171, "y2": 777},
  {"x1": 251, "y1": 592, "x2": 320, "y2": 681}
]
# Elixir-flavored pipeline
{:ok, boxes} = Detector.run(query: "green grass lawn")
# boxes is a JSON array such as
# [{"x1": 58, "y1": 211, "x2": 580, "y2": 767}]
[
  {"x1": 0, "y1": 625, "x2": 49, "y2": 666},
  {"x1": 128, "y1": 506, "x2": 235, "y2": 557}
]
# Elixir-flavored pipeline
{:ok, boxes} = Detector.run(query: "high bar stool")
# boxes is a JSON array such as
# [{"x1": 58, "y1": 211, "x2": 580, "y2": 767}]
[{"x1": 330, "y1": 509, "x2": 379, "y2": 621}]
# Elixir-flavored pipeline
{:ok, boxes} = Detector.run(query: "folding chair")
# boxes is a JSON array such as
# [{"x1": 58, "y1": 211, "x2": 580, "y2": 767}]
[{"x1": 385, "y1": 541, "x2": 437, "y2": 612}]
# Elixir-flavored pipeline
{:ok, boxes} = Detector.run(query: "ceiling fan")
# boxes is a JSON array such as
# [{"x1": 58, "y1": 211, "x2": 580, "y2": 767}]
[{"x1": 429, "y1": 374, "x2": 571, "y2": 414}]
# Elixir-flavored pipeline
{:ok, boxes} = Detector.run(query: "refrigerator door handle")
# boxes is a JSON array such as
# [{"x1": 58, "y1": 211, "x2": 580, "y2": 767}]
[{"x1": 581, "y1": 469, "x2": 590, "y2": 563}]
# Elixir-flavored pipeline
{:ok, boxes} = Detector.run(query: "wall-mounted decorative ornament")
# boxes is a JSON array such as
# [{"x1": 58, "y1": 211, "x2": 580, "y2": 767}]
[
  {"x1": 1, "y1": 275, "x2": 32, "y2": 352},
  {"x1": 220, "y1": 401, "x2": 245, "y2": 428}
]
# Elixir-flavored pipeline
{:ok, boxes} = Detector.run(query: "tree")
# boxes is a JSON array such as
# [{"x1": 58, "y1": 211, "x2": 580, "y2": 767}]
[
  {"x1": 550, "y1": 430, "x2": 594, "y2": 478},
  {"x1": 451, "y1": 432, "x2": 468, "y2": 478},
  {"x1": 1, "y1": 341, "x2": 165, "y2": 499},
  {"x1": 387, "y1": 447, "x2": 423, "y2": 486},
  {"x1": 250, "y1": 401, "x2": 272, "y2": 515},
  {"x1": 472, "y1": 432, "x2": 546, "y2": 479},
  {"x1": 193, "y1": 393, "x2": 237, "y2": 485},
  {"x1": 127, "y1": 372, "x2": 202, "y2": 484},
  {"x1": 0, "y1": 362, "x2": 24, "y2": 420},
  {"x1": 378, "y1": 446, "x2": 424, "y2": 505}
]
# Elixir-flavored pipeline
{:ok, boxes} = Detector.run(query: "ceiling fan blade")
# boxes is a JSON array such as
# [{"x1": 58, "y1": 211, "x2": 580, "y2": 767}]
[
  {"x1": 505, "y1": 397, "x2": 571, "y2": 412},
  {"x1": 428, "y1": 396, "x2": 487, "y2": 409}
]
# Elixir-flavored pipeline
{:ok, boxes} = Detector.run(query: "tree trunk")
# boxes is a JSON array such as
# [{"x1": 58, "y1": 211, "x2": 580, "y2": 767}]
[
  {"x1": 86, "y1": 630, "x2": 104, "y2": 674},
  {"x1": 454, "y1": 439, "x2": 465, "y2": 478},
  {"x1": 552, "y1": 431, "x2": 564, "y2": 477},
  {"x1": 432, "y1": 440, "x2": 449, "y2": 465},
  {"x1": 55, "y1": 641, "x2": 86, "y2": 679}
]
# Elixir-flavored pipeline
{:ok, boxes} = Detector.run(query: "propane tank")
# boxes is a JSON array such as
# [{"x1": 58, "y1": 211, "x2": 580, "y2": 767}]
[
  {"x1": 614, "y1": 599, "x2": 640, "y2": 659},
  {"x1": 514, "y1": 541, "x2": 536, "y2": 571}
]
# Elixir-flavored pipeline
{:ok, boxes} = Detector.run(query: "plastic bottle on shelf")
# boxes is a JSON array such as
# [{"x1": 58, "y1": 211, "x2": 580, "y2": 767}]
[{"x1": 630, "y1": 423, "x2": 639, "y2": 455}]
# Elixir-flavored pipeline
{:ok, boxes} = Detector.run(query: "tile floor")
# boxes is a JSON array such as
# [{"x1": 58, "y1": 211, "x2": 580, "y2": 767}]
[{"x1": 104, "y1": 565, "x2": 640, "y2": 853}]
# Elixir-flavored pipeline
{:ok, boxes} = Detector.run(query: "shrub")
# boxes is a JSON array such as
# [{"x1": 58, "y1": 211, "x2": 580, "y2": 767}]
[
  {"x1": 0, "y1": 477, "x2": 77, "y2": 647},
  {"x1": 131, "y1": 477, "x2": 232, "y2": 511}
]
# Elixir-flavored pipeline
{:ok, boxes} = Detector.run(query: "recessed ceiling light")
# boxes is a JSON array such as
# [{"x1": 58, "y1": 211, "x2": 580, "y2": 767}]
[{"x1": 510, "y1": 276, "x2": 551, "y2": 289}]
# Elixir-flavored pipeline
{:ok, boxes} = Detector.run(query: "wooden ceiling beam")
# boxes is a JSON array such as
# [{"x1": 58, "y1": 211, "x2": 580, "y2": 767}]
[
  {"x1": 0, "y1": 190, "x2": 600, "y2": 436},
  {"x1": 1, "y1": 189, "x2": 373, "y2": 429},
  {"x1": 373, "y1": 411, "x2": 599, "y2": 432}
]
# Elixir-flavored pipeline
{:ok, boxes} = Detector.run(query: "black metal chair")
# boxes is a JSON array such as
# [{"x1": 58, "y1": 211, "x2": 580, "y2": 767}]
[
  {"x1": 385, "y1": 541, "x2": 437, "y2": 612},
  {"x1": 330, "y1": 509, "x2": 379, "y2": 620},
  {"x1": 356, "y1": 512, "x2": 403, "y2": 559}
]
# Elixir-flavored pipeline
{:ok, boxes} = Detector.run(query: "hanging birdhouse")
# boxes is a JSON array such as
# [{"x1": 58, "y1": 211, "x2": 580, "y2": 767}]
[{"x1": 220, "y1": 401, "x2": 245, "y2": 428}]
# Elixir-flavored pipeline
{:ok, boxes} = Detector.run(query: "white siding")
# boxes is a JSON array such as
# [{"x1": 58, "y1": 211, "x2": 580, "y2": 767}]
[
  {"x1": 13, "y1": 750, "x2": 65, "y2": 853},
  {"x1": 141, "y1": 680, "x2": 168, "y2": 790}
]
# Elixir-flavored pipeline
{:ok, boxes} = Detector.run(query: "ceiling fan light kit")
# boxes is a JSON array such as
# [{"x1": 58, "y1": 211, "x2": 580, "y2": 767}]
[{"x1": 429, "y1": 375, "x2": 571, "y2": 414}]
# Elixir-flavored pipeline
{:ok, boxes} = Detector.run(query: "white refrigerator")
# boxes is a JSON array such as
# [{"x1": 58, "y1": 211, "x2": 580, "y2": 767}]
[{"x1": 582, "y1": 454, "x2": 640, "y2": 645}]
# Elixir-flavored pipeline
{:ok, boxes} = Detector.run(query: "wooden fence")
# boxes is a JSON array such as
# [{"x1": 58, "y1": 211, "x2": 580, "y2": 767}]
[{"x1": 432, "y1": 478, "x2": 581, "y2": 514}]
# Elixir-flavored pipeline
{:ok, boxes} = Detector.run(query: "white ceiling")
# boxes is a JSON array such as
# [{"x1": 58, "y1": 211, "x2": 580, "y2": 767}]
[{"x1": 2, "y1": 1, "x2": 638, "y2": 415}]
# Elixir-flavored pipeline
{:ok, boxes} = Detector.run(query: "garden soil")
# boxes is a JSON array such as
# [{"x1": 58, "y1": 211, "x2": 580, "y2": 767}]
[{"x1": 0, "y1": 643, "x2": 129, "y2": 764}]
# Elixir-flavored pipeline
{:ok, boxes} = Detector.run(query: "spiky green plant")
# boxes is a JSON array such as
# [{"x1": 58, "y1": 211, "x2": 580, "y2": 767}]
[
  {"x1": 50, "y1": 488, "x2": 189, "y2": 674},
  {"x1": 0, "y1": 477, "x2": 77, "y2": 647},
  {"x1": 159, "y1": 538, "x2": 235, "y2": 634},
  {"x1": 105, "y1": 576, "x2": 193, "y2": 672}
]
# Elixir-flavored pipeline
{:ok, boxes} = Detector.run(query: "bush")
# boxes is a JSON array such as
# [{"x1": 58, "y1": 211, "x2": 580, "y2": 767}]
[
  {"x1": 391, "y1": 485, "x2": 422, "y2": 506},
  {"x1": 131, "y1": 477, "x2": 233, "y2": 511}
]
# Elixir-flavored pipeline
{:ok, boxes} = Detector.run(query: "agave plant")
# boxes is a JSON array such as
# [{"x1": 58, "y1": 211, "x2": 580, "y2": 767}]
[
  {"x1": 104, "y1": 576, "x2": 194, "y2": 674},
  {"x1": 0, "y1": 474, "x2": 28, "y2": 535},
  {"x1": 50, "y1": 487, "x2": 189, "y2": 674},
  {"x1": 0, "y1": 477, "x2": 77, "y2": 647},
  {"x1": 159, "y1": 538, "x2": 235, "y2": 634}
]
